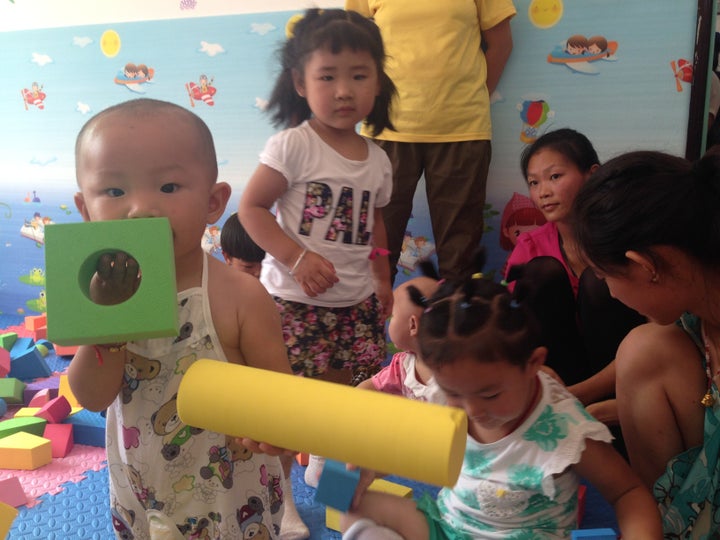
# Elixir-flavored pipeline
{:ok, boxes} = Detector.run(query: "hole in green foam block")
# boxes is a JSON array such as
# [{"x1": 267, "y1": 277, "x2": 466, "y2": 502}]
[{"x1": 78, "y1": 249, "x2": 143, "y2": 306}]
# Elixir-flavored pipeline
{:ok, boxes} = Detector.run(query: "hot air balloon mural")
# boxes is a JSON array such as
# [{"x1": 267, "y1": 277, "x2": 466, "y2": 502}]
[{"x1": 518, "y1": 98, "x2": 554, "y2": 143}]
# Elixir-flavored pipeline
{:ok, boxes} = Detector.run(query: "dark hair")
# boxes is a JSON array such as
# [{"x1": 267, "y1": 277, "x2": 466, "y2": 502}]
[
  {"x1": 573, "y1": 148, "x2": 720, "y2": 273},
  {"x1": 220, "y1": 213, "x2": 265, "y2": 263},
  {"x1": 75, "y1": 98, "x2": 218, "y2": 182},
  {"x1": 407, "y1": 251, "x2": 541, "y2": 369},
  {"x1": 520, "y1": 128, "x2": 600, "y2": 181},
  {"x1": 266, "y1": 8, "x2": 396, "y2": 136}
]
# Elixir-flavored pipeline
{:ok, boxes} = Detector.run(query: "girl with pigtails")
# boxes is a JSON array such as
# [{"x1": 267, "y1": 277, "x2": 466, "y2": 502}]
[{"x1": 341, "y1": 251, "x2": 662, "y2": 540}]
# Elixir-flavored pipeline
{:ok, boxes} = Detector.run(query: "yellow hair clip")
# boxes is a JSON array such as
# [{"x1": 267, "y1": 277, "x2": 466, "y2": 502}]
[
  {"x1": 285, "y1": 13, "x2": 304, "y2": 39},
  {"x1": 471, "y1": 272, "x2": 484, "y2": 280}
]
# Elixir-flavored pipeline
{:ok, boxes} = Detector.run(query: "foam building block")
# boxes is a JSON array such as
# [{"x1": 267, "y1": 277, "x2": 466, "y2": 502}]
[
  {"x1": 178, "y1": 360, "x2": 467, "y2": 487},
  {"x1": 0, "y1": 417, "x2": 47, "y2": 439},
  {"x1": 0, "y1": 477, "x2": 27, "y2": 508},
  {"x1": 53, "y1": 344, "x2": 78, "y2": 357},
  {"x1": 577, "y1": 484, "x2": 587, "y2": 525},
  {"x1": 35, "y1": 395, "x2": 71, "y2": 423},
  {"x1": 27, "y1": 388, "x2": 51, "y2": 407},
  {"x1": 35, "y1": 339, "x2": 54, "y2": 352},
  {"x1": 0, "y1": 348, "x2": 9, "y2": 379},
  {"x1": 0, "y1": 500, "x2": 19, "y2": 539},
  {"x1": 45, "y1": 217, "x2": 178, "y2": 345},
  {"x1": 295, "y1": 452, "x2": 309, "y2": 466},
  {"x1": 0, "y1": 431, "x2": 52, "y2": 470},
  {"x1": 571, "y1": 529, "x2": 617, "y2": 540},
  {"x1": 8, "y1": 346, "x2": 51, "y2": 381},
  {"x1": 9, "y1": 337, "x2": 34, "y2": 359},
  {"x1": 43, "y1": 423, "x2": 74, "y2": 458},
  {"x1": 326, "y1": 477, "x2": 413, "y2": 531},
  {"x1": 12, "y1": 408, "x2": 42, "y2": 418},
  {"x1": 63, "y1": 409, "x2": 105, "y2": 447},
  {"x1": 24, "y1": 384, "x2": 58, "y2": 407},
  {"x1": 0, "y1": 379, "x2": 26, "y2": 405},
  {"x1": 315, "y1": 459, "x2": 361, "y2": 512},
  {"x1": 58, "y1": 374, "x2": 80, "y2": 408},
  {"x1": 0, "y1": 333, "x2": 17, "y2": 352},
  {"x1": 24, "y1": 314, "x2": 47, "y2": 331},
  {"x1": 31, "y1": 326, "x2": 48, "y2": 341}
]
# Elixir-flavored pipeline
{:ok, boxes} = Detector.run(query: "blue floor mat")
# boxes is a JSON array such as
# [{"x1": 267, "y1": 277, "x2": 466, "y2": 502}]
[{"x1": 8, "y1": 460, "x2": 617, "y2": 539}]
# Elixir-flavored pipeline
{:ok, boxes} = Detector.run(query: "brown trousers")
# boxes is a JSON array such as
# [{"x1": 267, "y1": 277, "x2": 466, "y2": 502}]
[{"x1": 376, "y1": 139, "x2": 492, "y2": 282}]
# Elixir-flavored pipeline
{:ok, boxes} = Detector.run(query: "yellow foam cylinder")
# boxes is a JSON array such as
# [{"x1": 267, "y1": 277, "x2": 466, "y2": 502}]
[{"x1": 177, "y1": 359, "x2": 467, "y2": 487}]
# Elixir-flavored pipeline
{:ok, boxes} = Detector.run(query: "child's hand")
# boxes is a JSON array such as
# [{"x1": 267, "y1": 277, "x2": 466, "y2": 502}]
[
  {"x1": 237, "y1": 437, "x2": 297, "y2": 457},
  {"x1": 89, "y1": 251, "x2": 141, "y2": 306},
  {"x1": 291, "y1": 250, "x2": 339, "y2": 297},
  {"x1": 349, "y1": 465, "x2": 378, "y2": 510}
]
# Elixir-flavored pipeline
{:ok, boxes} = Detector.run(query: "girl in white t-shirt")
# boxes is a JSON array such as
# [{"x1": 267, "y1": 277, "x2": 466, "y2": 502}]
[
  {"x1": 239, "y1": 7, "x2": 396, "y2": 386},
  {"x1": 238, "y1": 9, "x2": 397, "y2": 521}
]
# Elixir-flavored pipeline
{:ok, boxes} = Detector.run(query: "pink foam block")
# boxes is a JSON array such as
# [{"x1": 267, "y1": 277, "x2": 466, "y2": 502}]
[
  {"x1": 43, "y1": 424, "x2": 73, "y2": 458},
  {"x1": 0, "y1": 349, "x2": 9, "y2": 379},
  {"x1": 34, "y1": 396, "x2": 71, "y2": 423},
  {"x1": 28, "y1": 389, "x2": 51, "y2": 408},
  {"x1": 0, "y1": 477, "x2": 27, "y2": 508}
]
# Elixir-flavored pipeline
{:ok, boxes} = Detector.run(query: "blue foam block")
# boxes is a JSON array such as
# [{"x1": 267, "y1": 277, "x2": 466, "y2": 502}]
[
  {"x1": 8, "y1": 347, "x2": 52, "y2": 381},
  {"x1": 571, "y1": 528, "x2": 617, "y2": 540},
  {"x1": 314, "y1": 459, "x2": 361, "y2": 512},
  {"x1": 63, "y1": 409, "x2": 106, "y2": 447},
  {"x1": 9, "y1": 338, "x2": 35, "y2": 360}
]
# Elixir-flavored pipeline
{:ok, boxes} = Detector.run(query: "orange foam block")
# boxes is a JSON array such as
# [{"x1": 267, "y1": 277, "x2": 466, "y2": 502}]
[
  {"x1": 53, "y1": 344, "x2": 79, "y2": 357},
  {"x1": 0, "y1": 477, "x2": 27, "y2": 508},
  {"x1": 58, "y1": 374, "x2": 81, "y2": 409},
  {"x1": 0, "y1": 432, "x2": 52, "y2": 470},
  {"x1": 43, "y1": 423, "x2": 73, "y2": 458},
  {"x1": 35, "y1": 396, "x2": 71, "y2": 423},
  {"x1": 24, "y1": 315, "x2": 47, "y2": 331},
  {"x1": 0, "y1": 500, "x2": 18, "y2": 539},
  {"x1": 296, "y1": 452, "x2": 309, "y2": 466},
  {"x1": 31, "y1": 327, "x2": 48, "y2": 341}
]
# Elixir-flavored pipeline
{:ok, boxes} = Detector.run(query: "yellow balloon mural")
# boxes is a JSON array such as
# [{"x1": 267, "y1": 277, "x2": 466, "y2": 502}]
[{"x1": 100, "y1": 29, "x2": 121, "y2": 58}]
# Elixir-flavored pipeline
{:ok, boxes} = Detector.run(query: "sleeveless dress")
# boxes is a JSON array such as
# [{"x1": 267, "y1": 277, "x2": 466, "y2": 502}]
[
  {"x1": 106, "y1": 255, "x2": 284, "y2": 539},
  {"x1": 654, "y1": 313, "x2": 720, "y2": 538}
]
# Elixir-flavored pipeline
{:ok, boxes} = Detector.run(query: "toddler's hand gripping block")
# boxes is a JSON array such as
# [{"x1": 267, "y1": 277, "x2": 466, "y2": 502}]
[
  {"x1": 44, "y1": 218, "x2": 178, "y2": 345},
  {"x1": 178, "y1": 360, "x2": 467, "y2": 487}
]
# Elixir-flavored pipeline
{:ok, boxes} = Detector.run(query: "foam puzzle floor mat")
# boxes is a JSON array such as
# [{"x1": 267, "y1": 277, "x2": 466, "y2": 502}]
[{"x1": 0, "y1": 314, "x2": 618, "y2": 538}]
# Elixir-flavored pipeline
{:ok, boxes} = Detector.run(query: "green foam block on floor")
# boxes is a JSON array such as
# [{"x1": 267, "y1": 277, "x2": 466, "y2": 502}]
[{"x1": 44, "y1": 218, "x2": 178, "y2": 345}]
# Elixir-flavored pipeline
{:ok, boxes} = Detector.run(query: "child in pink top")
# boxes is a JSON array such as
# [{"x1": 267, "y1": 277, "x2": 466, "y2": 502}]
[{"x1": 358, "y1": 276, "x2": 443, "y2": 404}]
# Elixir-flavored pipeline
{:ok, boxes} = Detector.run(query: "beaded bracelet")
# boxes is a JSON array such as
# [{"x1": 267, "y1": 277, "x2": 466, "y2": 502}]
[
  {"x1": 288, "y1": 248, "x2": 308, "y2": 276},
  {"x1": 92, "y1": 343, "x2": 127, "y2": 366}
]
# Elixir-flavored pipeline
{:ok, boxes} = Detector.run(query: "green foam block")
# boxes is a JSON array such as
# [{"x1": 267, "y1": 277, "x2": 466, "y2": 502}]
[{"x1": 45, "y1": 218, "x2": 178, "y2": 345}]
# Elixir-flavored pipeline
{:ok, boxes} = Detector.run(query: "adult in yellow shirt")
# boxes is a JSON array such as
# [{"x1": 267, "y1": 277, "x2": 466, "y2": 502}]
[{"x1": 346, "y1": 0, "x2": 516, "y2": 282}]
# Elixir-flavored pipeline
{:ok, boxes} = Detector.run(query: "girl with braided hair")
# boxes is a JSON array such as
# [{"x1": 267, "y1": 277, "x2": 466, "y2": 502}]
[{"x1": 340, "y1": 252, "x2": 661, "y2": 540}]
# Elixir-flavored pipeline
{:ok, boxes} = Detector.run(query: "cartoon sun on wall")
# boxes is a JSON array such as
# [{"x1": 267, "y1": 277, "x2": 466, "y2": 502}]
[
  {"x1": 101, "y1": 29, "x2": 121, "y2": 58},
  {"x1": 528, "y1": 0, "x2": 563, "y2": 29}
]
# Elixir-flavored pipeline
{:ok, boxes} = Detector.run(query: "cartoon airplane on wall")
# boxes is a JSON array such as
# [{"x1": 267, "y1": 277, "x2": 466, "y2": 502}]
[{"x1": 548, "y1": 35, "x2": 618, "y2": 75}]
